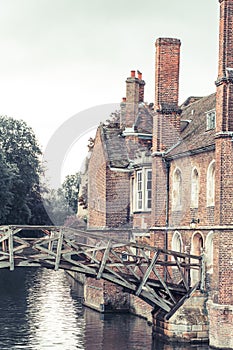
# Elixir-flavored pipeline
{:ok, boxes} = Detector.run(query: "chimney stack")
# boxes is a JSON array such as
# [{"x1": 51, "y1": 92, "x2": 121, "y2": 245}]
[
  {"x1": 153, "y1": 38, "x2": 181, "y2": 152},
  {"x1": 120, "y1": 70, "x2": 145, "y2": 129},
  {"x1": 155, "y1": 38, "x2": 181, "y2": 111}
]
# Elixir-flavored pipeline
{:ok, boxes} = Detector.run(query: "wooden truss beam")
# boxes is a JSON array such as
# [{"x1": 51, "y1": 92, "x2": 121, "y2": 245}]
[{"x1": 0, "y1": 225, "x2": 203, "y2": 315}]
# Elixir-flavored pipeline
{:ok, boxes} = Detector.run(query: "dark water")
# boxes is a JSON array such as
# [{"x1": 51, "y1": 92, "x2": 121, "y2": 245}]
[{"x1": 0, "y1": 268, "x2": 210, "y2": 350}]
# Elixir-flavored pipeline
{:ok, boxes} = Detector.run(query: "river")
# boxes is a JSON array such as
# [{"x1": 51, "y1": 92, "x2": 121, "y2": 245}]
[{"x1": 0, "y1": 267, "x2": 211, "y2": 350}]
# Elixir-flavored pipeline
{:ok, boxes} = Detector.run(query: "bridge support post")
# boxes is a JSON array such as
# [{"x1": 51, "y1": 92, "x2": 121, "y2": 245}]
[
  {"x1": 54, "y1": 229, "x2": 63, "y2": 271},
  {"x1": 8, "y1": 229, "x2": 14, "y2": 271}
]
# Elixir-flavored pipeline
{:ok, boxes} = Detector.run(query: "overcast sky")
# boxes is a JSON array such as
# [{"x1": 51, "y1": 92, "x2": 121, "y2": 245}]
[{"x1": 0, "y1": 0, "x2": 219, "y2": 184}]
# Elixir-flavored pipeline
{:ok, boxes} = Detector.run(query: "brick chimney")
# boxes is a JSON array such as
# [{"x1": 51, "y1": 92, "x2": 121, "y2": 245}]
[
  {"x1": 153, "y1": 38, "x2": 181, "y2": 152},
  {"x1": 120, "y1": 70, "x2": 145, "y2": 129},
  {"x1": 155, "y1": 38, "x2": 181, "y2": 111}
]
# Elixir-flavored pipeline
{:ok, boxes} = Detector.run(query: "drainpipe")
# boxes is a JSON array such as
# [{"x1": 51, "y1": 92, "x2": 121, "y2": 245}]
[
  {"x1": 164, "y1": 158, "x2": 170, "y2": 281},
  {"x1": 164, "y1": 158, "x2": 170, "y2": 249}
]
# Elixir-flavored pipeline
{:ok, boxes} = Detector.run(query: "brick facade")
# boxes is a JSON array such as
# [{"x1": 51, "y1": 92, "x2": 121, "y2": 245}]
[
  {"x1": 207, "y1": 1, "x2": 233, "y2": 347},
  {"x1": 88, "y1": 127, "x2": 107, "y2": 228},
  {"x1": 80, "y1": 1, "x2": 233, "y2": 347}
]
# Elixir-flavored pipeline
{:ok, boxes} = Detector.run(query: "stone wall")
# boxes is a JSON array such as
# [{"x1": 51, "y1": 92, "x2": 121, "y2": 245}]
[{"x1": 153, "y1": 291, "x2": 209, "y2": 343}]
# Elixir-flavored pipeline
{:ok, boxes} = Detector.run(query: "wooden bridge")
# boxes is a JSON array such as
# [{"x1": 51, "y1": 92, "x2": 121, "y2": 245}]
[{"x1": 0, "y1": 225, "x2": 204, "y2": 319}]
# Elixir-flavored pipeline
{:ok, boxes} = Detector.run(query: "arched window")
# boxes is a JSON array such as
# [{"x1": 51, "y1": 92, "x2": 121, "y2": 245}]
[
  {"x1": 205, "y1": 231, "x2": 214, "y2": 274},
  {"x1": 191, "y1": 168, "x2": 199, "y2": 208},
  {"x1": 172, "y1": 168, "x2": 182, "y2": 210},
  {"x1": 191, "y1": 232, "x2": 204, "y2": 285},
  {"x1": 172, "y1": 231, "x2": 183, "y2": 253},
  {"x1": 207, "y1": 160, "x2": 215, "y2": 207}
]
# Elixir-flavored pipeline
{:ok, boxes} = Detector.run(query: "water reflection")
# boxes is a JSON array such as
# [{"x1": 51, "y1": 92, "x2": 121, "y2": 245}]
[
  {"x1": 26, "y1": 269, "x2": 85, "y2": 349},
  {"x1": 0, "y1": 268, "x2": 210, "y2": 350}
]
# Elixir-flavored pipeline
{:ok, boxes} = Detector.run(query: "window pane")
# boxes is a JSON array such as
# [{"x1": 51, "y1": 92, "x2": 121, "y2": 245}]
[
  {"x1": 146, "y1": 170, "x2": 152, "y2": 210},
  {"x1": 137, "y1": 171, "x2": 142, "y2": 210}
]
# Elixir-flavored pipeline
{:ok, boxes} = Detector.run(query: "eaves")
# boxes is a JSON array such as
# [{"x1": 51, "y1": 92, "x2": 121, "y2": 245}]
[{"x1": 164, "y1": 144, "x2": 215, "y2": 161}]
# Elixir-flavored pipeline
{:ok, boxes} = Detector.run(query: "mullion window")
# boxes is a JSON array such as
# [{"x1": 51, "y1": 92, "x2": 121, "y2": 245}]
[
  {"x1": 146, "y1": 170, "x2": 152, "y2": 209},
  {"x1": 137, "y1": 171, "x2": 143, "y2": 210},
  {"x1": 135, "y1": 169, "x2": 152, "y2": 211}
]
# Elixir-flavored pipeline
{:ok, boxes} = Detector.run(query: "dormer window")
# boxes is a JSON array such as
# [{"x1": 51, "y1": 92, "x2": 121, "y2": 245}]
[{"x1": 206, "y1": 109, "x2": 216, "y2": 130}]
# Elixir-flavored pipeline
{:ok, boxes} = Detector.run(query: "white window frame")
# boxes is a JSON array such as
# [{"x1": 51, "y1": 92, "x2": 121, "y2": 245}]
[{"x1": 134, "y1": 168, "x2": 152, "y2": 212}]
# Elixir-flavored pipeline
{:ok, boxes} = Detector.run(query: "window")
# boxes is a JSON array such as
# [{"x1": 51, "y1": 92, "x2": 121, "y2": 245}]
[
  {"x1": 134, "y1": 169, "x2": 152, "y2": 211},
  {"x1": 136, "y1": 171, "x2": 143, "y2": 210},
  {"x1": 191, "y1": 232, "x2": 204, "y2": 285},
  {"x1": 145, "y1": 169, "x2": 152, "y2": 209},
  {"x1": 172, "y1": 168, "x2": 182, "y2": 210},
  {"x1": 171, "y1": 231, "x2": 183, "y2": 265},
  {"x1": 191, "y1": 168, "x2": 199, "y2": 208},
  {"x1": 172, "y1": 231, "x2": 183, "y2": 253},
  {"x1": 206, "y1": 109, "x2": 216, "y2": 130},
  {"x1": 207, "y1": 160, "x2": 215, "y2": 207}
]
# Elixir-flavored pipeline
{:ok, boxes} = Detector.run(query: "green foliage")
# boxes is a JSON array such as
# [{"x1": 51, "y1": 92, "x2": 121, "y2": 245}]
[
  {"x1": 0, "y1": 116, "x2": 50, "y2": 225},
  {"x1": 62, "y1": 173, "x2": 81, "y2": 214},
  {"x1": 0, "y1": 151, "x2": 17, "y2": 222}
]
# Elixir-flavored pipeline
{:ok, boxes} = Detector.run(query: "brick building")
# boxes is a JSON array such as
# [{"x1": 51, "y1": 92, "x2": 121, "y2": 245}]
[{"x1": 83, "y1": 1, "x2": 233, "y2": 348}]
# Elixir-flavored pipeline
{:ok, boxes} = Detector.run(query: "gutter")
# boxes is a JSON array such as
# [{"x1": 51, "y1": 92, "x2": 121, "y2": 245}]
[
  {"x1": 122, "y1": 131, "x2": 152, "y2": 138},
  {"x1": 165, "y1": 144, "x2": 215, "y2": 161},
  {"x1": 109, "y1": 167, "x2": 131, "y2": 172}
]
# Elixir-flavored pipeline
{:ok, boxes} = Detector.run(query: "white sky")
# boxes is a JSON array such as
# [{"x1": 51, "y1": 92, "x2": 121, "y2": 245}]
[{"x1": 0, "y1": 0, "x2": 219, "y2": 186}]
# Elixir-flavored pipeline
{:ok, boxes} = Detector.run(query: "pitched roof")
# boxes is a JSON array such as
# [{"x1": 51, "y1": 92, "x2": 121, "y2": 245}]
[
  {"x1": 134, "y1": 105, "x2": 153, "y2": 134},
  {"x1": 99, "y1": 105, "x2": 153, "y2": 169},
  {"x1": 165, "y1": 93, "x2": 216, "y2": 159},
  {"x1": 101, "y1": 125, "x2": 129, "y2": 168}
]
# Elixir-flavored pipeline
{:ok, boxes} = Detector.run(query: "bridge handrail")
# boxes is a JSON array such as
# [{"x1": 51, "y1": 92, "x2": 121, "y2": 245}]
[{"x1": 0, "y1": 225, "x2": 202, "y2": 263}]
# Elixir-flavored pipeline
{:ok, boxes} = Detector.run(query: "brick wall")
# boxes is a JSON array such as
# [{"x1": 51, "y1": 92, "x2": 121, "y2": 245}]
[
  {"x1": 130, "y1": 295, "x2": 153, "y2": 323},
  {"x1": 106, "y1": 168, "x2": 130, "y2": 228},
  {"x1": 133, "y1": 212, "x2": 151, "y2": 229},
  {"x1": 207, "y1": 300, "x2": 233, "y2": 349},
  {"x1": 88, "y1": 127, "x2": 106, "y2": 228},
  {"x1": 169, "y1": 152, "x2": 215, "y2": 227},
  {"x1": 84, "y1": 277, "x2": 105, "y2": 311},
  {"x1": 88, "y1": 128, "x2": 130, "y2": 229},
  {"x1": 151, "y1": 155, "x2": 167, "y2": 227},
  {"x1": 215, "y1": 137, "x2": 233, "y2": 225}
]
